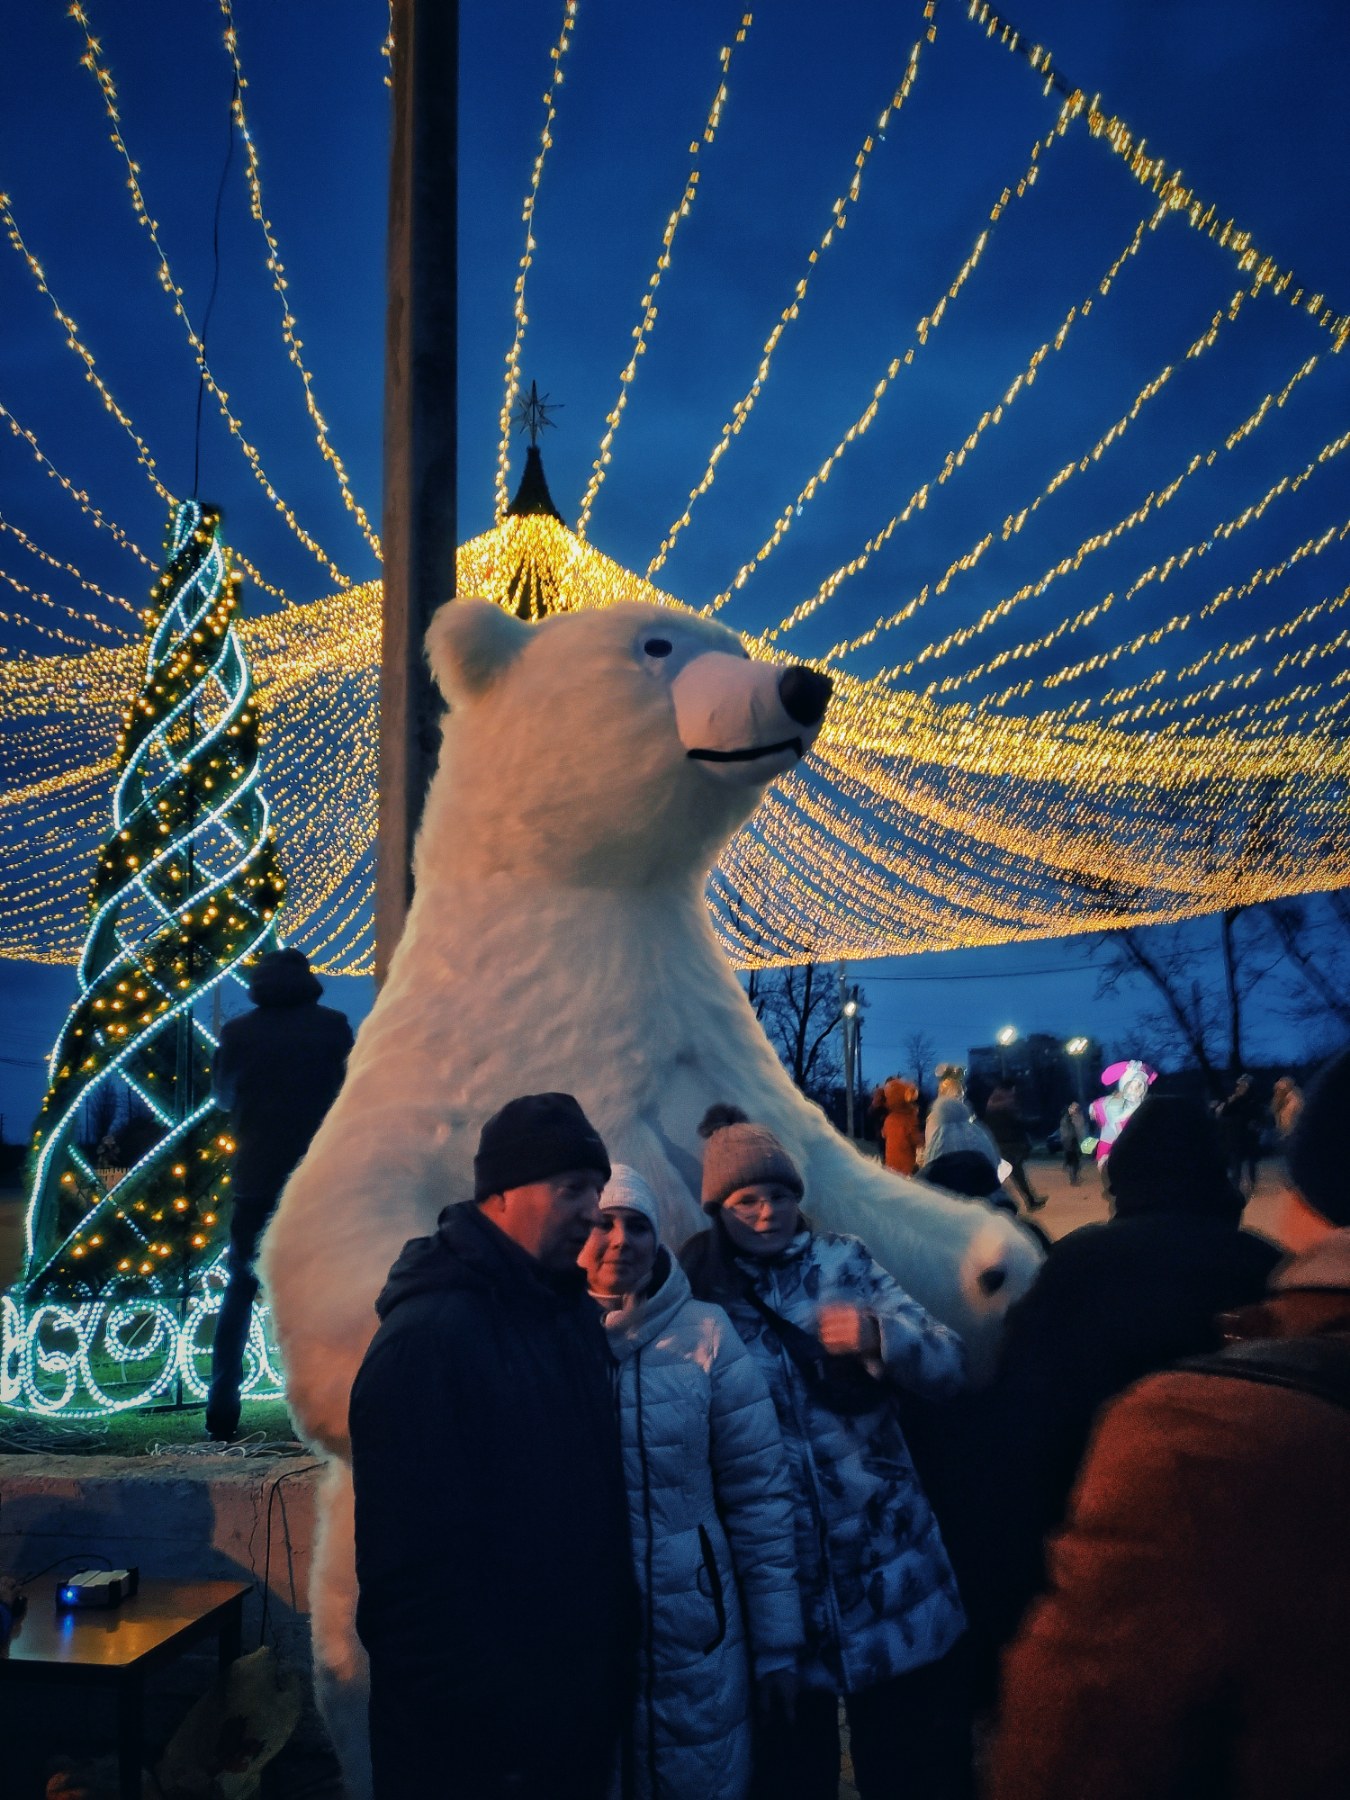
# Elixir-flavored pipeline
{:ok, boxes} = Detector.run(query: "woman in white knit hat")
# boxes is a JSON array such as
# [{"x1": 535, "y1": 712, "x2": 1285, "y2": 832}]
[
  {"x1": 579, "y1": 1163, "x2": 803, "y2": 1800},
  {"x1": 683, "y1": 1107, "x2": 973, "y2": 1800}
]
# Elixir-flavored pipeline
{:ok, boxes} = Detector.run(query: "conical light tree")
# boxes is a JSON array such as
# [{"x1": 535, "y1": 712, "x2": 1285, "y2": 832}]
[{"x1": 2, "y1": 500, "x2": 287, "y2": 1416}]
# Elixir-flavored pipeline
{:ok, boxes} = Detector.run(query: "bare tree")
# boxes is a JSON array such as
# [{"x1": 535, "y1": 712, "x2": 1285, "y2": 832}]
[
  {"x1": 1262, "y1": 896, "x2": 1350, "y2": 1037},
  {"x1": 1093, "y1": 927, "x2": 1222, "y2": 1096},
  {"x1": 902, "y1": 1029, "x2": 938, "y2": 1097},
  {"x1": 758, "y1": 961, "x2": 848, "y2": 1101},
  {"x1": 1093, "y1": 912, "x2": 1281, "y2": 1095}
]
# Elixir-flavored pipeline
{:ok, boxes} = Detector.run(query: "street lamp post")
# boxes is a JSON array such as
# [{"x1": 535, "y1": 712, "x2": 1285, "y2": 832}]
[
  {"x1": 842, "y1": 994, "x2": 859, "y2": 1138},
  {"x1": 1066, "y1": 1037, "x2": 1090, "y2": 1107},
  {"x1": 996, "y1": 1024, "x2": 1018, "y2": 1084}
]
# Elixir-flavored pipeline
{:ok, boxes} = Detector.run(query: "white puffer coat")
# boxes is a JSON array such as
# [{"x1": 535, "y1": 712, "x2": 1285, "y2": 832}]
[{"x1": 601, "y1": 1251, "x2": 802, "y2": 1800}]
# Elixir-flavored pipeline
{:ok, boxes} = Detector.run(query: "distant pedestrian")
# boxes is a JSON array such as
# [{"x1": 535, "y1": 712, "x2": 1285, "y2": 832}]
[
  {"x1": 1216, "y1": 1072, "x2": 1262, "y2": 1196},
  {"x1": 580, "y1": 1164, "x2": 802, "y2": 1800},
  {"x1": 351, "y1": 1093, "x2": 636, "y2": 1800},
  {"x1": 207, "y1": 948, "x2": 352, "y2": 1440},
  {"x1": 989, "y1": 1054, "x2": 1350, "y2": 1800},
  {"x1": 1271, "y1": 1072, "x2": 1303, "y2": 1140},
  {"x1": 984, "y1": 1086, "x2": 1045, "y2": 1213},
  {"x1": 685, "y1": 1106, "x2": 974, "y2": 1800},
  {"x1": 919, "y1": 1096, "x2": 1013, "y2": 1214},
  {"x1": 1058, "y1": 1104, "x2": 1087, "y2": 1186}
]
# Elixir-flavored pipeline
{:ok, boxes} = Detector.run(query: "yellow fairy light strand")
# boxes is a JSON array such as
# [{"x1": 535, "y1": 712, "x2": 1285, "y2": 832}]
[
  {"x1": 646, "y1": 1, "x2": 939, "y2": 579},
  {"x1": 0, "y1": 556, "x2": 128, "y2": 646},
  {"x1": 859, "y1": 352, "x2": 1334, "y2": 681},
  {"x1": 7, "y1": 510, "x2": 1350, "y2": 975},
  {"x1": 764, "y1": 202, "x2": 1164, "y2": 648},
  {"x1": 971, "y1": 507, "x2": 1350, "y2": 710},
  {"x1": 2, "y1": 186, "x2": 298, "y2": 610},
  {"x1": 0, "y1": 511, "x2": 137, "y2": 619},
  {"x1": 0, "y1": 399, "x2": 155, "y2": 569},
  {"x1": 69, "y1": 2, "x2": 350, "y2": 589},
  {"x1": 219, "y1": 0, "x2": 382, "y2": 561},
  {"x1": 1, "y1": 192, "x2": 171, "y2": 500},
  {"x1": 707, "y1": 91, "x2": 1081, "y2": 612},
  {"x1": 494, "y1": 0, "x2": 579, "y2": 523},
  {"x1": 575, "y1": 12, "x2": 753, "y2": 539},
  {"x1": 963, "y1": 0, "x2": 1350, "y2": 348}
]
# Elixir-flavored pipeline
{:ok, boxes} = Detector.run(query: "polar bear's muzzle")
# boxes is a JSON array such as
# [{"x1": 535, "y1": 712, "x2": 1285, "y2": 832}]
[{"x1": 674, "y1": 652, "x2": 832, "y2": 784}]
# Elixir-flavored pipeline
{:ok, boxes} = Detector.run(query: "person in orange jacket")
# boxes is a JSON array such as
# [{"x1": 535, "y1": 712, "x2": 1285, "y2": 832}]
[{"x1": 877, "y1": 1077, "x2": 925, "y2": 1176}]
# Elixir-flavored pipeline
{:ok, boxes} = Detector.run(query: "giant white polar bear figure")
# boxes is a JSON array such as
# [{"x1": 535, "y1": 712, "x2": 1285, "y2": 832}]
[{"x1": 264, "y1": 598, "x2": 1042, "y2": 1792}]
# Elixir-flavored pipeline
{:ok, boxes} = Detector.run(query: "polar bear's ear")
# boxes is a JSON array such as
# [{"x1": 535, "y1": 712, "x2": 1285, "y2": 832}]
[{"x1": 425, "y1": 599, "x2": 530, "y2": 701}]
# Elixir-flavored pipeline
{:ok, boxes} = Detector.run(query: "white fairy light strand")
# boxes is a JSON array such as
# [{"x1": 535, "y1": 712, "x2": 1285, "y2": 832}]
[
  {"x1": 575, "y1": 12, "x2": 753, "y2": 539},
  {"x1": 218, "y1": 0, "x2": 383, "y2": 561},
  {"x1": 646, "y1": 0, "x2": 940, "y2": 578},
  {"x1": 494, "y1": 0, "x2": 580, "y2": 522}
]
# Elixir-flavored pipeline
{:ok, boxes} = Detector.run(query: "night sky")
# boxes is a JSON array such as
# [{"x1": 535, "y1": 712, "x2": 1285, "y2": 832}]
[{"x1": 3, "y1": 0, "x2": 1350, "y2": 1131}]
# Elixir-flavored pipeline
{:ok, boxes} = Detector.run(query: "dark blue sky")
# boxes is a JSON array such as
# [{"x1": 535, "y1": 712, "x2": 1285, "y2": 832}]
[{"x1": 3, "y1": 0, "x2": 1349, "y2": 1131}]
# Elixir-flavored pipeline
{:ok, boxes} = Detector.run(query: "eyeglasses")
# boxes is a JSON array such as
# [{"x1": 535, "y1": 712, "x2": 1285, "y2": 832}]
[{"x1": 725, "y1": 1192, "x2": 798, "y2": 1220}]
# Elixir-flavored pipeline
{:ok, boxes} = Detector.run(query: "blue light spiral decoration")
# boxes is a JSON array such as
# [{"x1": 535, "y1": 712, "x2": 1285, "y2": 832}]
[{"x1": 3, "y1": 501, "x2": 287, "y2": 1416}]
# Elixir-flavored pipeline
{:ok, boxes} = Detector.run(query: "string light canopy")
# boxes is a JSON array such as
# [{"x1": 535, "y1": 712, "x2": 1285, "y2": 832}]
[
  {"x1": 2, "y1": 0, "x2": 1349, "y2": 991},
  {"x1": 5, "y1": 456, "x2": 1348, "y2": 987}
]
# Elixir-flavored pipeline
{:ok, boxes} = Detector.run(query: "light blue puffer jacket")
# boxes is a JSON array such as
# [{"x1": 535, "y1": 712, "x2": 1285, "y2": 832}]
[
  {"x1": 601, "y1": 1252, "x2": 802, "y2": 1800},
  {"x1": 691, "y1": 1225, "x2": 968, "y2": 1694}
]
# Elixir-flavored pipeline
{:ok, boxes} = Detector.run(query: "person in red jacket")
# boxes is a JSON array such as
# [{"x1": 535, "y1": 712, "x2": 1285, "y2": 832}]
[{"x1": 990, "y1": 1047, "x2": 1350, "y2": 1800}]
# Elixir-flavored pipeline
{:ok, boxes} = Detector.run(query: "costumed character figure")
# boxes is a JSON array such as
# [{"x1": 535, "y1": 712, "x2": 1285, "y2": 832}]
[
  {"x1": 1089, "y1": 1059, "x2": 1156, "y2": 1164},
  {"x1": 878, "y1": 1077, "x2": 924, "y2": 1175},
  {"x1": 261, "y1": 600, "x2": 1042, "y2": 1794},
  {"x1": 935, "y1": 1062, "x2": 967, "y2": 1102}
]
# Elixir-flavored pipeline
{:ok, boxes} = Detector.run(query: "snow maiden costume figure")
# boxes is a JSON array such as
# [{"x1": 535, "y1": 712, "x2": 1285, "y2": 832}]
[{"x1": 1089, "y1": 1060, "x2": 1157, "y2": 1164}]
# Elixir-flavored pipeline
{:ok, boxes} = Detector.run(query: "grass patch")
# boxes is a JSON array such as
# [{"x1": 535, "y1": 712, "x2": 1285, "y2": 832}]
[{"x1": 0, "y1": 1394, "x2": 300, "y2": 1457}]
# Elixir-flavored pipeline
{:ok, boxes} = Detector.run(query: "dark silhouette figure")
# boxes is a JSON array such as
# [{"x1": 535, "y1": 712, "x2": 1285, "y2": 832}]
[
  {"x1": 984, "y1": 1085, "x2": 1045, "y2": 1212},
  {"x1": 207, "y1": 948, "x2": 353, "y2": 1439},
  {"x1": 1215, "y1": 1072, "x2": 1262, "y2": 1196},
  {"x1": 916, "y1": 1094, "x2": 1280, "y2": 1702}
]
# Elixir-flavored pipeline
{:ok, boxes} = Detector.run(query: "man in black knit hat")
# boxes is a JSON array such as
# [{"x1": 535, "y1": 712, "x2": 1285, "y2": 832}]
[{"x1": 350, "y1": 1093, "x2": 637, "y2": 1800}]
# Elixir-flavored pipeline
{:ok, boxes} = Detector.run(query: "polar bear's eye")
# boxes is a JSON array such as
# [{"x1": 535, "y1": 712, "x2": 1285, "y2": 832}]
[{"x1": 644, "y1": 638, "x2": 673, "y2": 658}]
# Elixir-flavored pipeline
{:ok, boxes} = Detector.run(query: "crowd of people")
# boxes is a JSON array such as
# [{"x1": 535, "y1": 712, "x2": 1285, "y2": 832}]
[
  {"x1": 208, "y1": 974, "x2": 1350, "y2": 1797},
  {"x1": 343, "y1": 1064, "x2": 1347, "y2": 1799}
]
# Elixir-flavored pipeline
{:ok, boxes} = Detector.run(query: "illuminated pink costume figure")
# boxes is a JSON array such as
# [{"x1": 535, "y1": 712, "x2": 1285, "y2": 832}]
[{"x1": 1089, "y1": 1059, "x2": 1157, "y2": 1163}]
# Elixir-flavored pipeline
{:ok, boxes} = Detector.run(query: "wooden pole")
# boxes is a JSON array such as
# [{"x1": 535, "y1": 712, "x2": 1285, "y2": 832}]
[{"x1": 377, "y1": 0, "x2": 458, "y2": 983}]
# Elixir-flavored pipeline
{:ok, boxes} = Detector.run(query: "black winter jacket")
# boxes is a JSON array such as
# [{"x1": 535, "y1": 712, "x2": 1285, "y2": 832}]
[
  {"x1": 909, "y1": 1209, "x2": 1281, "y2": 1698},
  {"x1": 211, "y1": 960, "x2": 352, "y2": 1196},
  {"x1": 351, "y1": 1202, "x2": 638, "y2": 1800}
]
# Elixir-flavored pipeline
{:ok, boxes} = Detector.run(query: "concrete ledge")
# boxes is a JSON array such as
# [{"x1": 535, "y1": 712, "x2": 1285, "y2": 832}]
[{"x1": 0, "y1": 1448, "x2": 327, "y2": 1770}]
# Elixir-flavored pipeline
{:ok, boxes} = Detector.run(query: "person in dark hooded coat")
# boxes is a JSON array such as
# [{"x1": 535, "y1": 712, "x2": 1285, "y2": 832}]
[
  {"x1": 207, "y1": 947, "x2": 353, "y2": 1439},
  {"x1": 914, "y1": 1092, "x2": 1281, "y2": 1699},
  {"x1": 350, "y1": 1093, "x2": 638, "y2": 1800}
]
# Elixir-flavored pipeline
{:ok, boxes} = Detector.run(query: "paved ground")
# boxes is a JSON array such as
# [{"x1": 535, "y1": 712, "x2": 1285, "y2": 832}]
[{"x1": 1014, "y1": 1151, "x2": 1292, "y2": 1247}]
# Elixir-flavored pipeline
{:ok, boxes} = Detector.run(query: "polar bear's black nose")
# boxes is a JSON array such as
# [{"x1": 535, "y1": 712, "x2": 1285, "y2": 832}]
[{"x1": 778, "y1": 666, "x2": 833, "y2": 726}]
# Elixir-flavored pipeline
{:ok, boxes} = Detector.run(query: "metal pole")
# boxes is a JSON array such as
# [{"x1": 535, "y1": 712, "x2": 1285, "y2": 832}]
[{"x1": 377, "y1": 0, "x2": 459, "y2": 983}]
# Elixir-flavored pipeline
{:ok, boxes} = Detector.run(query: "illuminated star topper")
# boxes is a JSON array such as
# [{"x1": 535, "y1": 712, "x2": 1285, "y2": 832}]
[{"x1": 512, "y1": 379, "x2": 563, "y2": 446}]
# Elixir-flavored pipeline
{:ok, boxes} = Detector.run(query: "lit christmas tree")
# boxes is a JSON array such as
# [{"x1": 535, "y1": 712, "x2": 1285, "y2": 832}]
[{"x1": 2, "y1": 500, "x2": 288, "y2": 1416}]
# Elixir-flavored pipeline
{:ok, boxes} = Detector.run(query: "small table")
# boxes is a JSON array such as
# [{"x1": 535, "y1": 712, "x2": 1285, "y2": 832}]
[{"x1": 0, "y1": 1577, "x2": 249, "y2": 1800}]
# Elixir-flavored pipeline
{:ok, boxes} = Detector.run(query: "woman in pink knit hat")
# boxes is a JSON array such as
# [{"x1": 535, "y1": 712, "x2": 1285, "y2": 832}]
[{"x1": 683, "y1": 1107, "x2": 974, "y2": 1800}]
